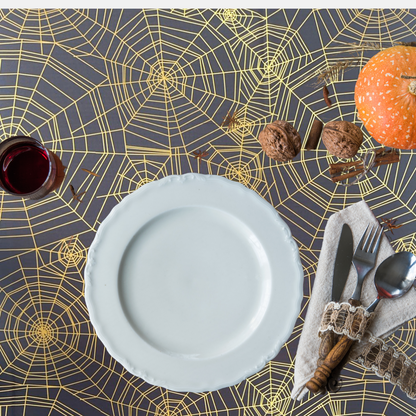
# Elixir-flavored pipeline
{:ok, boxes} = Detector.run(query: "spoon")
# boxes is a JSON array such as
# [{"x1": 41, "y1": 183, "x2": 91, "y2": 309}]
[
  {"x1": 306, "y1": 251, "x2": 416, "y2": 393},
  {"x1": 367, "y1": 251, "x2": 416, "y2": 313}
]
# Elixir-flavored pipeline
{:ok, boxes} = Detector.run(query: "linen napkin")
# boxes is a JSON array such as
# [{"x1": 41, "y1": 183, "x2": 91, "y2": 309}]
[{"x1": 291, "y1": 200, "x2": 416, "y2": 401}]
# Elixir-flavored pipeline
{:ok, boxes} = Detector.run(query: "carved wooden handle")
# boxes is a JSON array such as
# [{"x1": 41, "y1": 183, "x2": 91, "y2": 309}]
[
  {"x1": 306, "y1": 334, "x2": 355, "y2": 393},
  {"x1": 309, "y1": 298, "x2": 364, "y2": 394},
  {"x1": 349, "y1": 298, "x2": 361, "y2": 307},
  {"x1": 323, "y1": 297, "x2": 362, "y2": 390},
  {"x1": 317, "y1": 331, "x2": 334, "y2": 368},
  {"x1": 318, "y1": 330, "x2": 336, "y2": 394},
  {"x1": 319, "y1": 299, "x2": 359, "y2": 366}
]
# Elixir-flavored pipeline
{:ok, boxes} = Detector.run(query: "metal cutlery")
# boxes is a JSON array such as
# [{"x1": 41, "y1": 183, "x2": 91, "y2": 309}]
[
  {"x1": 306, "y1": 250, "x2": 416, "y2": 393},
  {"x1": 366, "y1": 251, "x2": 416, "y2": 313},
  {"x1": 307, "y1": 223, "x2": 383, "y2": 393},
  {"x1": 349, "y1": 224, "x2": 383, "y2": 307},
  {"x1": 324, "y1": 224, "x2": 383, "y2": 391}
]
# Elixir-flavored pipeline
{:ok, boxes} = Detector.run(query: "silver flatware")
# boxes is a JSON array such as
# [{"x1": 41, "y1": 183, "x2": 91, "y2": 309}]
[
  {"x1": 349, "y1": 224, "x2": 383, "y2": 306},
  {"x1": 332, "y1": 224, "x2": 354, "y2": 302},
  {"x1": 367, "y1": 251, "x2": 416, "y2": 312},
  {"x1": 307, "y1": 250, "x2": 416, "y2": 393},
  {"x1": 326, "y1": 223, "x2": 383, "y2": 390}
]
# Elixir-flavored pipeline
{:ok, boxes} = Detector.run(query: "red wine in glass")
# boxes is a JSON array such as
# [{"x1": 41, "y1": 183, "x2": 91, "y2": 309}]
[{"x1": 0, "y1": 136, "x2": 65, "y2": 199}]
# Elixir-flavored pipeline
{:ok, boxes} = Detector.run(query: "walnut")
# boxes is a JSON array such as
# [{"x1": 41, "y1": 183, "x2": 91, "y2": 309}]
[
  {"x1": 322, "y1": 121, "x2": 363, "y2": 158},
  {"x1": 258, "y1": 120, "x2": 301, "y2": 162}
]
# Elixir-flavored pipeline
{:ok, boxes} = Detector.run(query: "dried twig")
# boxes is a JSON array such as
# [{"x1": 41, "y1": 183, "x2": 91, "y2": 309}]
[
  {"x1": 192, "y1": 150, "x2": 209, "y2": 163},
  {"x1": 380, "y1": 217, "x2": 403, "y2": 234},
  {"x1": 59, "y1": 235, "x2": 75, "y2": 253},
  {"x1": 82, "y1": 168, "x2": 100, "y2": 177},
  {"x1": 316, "y1": 59, "x2": 357, "y2": 85},
  {"x1": 339, "y1": 40, "x2": 415, "y2": 54},
  {"x1": 323, "y1": 85, "x2": 332, "y2": 107},
  {"x1": 396, "y1": 41, "x2": 416, "y2": 47},
  {"x1": 69, "y1": 184, "x2": 86, "y2": 203},
  {"x1": 222, "y1": 111, "x2": 239, "y2": 130},
  {"x1": 342, "y1": 41, "x2": 386, "y2": 51}
]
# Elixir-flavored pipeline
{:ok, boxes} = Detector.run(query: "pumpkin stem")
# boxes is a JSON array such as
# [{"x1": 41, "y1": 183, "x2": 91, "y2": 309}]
[{"x1": 410, "y1": 80, "x2": 416, "y2": 96}]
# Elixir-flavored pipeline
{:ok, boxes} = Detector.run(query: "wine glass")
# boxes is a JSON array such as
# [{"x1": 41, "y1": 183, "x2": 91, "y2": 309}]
[{"x1": 0, "y1": 136, "x2": 65, "y2": 200}]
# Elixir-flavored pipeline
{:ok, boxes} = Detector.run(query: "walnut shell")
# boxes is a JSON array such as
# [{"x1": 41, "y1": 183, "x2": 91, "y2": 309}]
[
  {"x1": 322, "y1": 121, "x2": 363, "y2": 158},
  {"x1": 258, "y1": 120, "x2": 301, "y2": 162}
]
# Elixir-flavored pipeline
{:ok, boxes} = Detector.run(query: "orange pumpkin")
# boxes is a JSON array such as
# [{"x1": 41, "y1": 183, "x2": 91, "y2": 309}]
[{"x1": 355, "y1": 45, "x2": 416, "y2": 149}]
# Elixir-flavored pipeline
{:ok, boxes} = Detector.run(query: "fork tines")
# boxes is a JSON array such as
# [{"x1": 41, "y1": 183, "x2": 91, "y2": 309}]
[{"x1": 359, "y1": 224, "x2": 383, "y2": 253}]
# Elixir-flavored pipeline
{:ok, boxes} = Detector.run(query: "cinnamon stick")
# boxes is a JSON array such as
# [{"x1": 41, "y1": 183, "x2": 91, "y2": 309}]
[
  {"x1": 329, "y1": 160, "x2": 361, "y2": 174},
  {"x1": 331, "y1": 170, "x2": 361, "y2": 182},
  {"x1": 330, "y1": 149, "x2": 399, "y2": 182},
  {"x1": 329, "y1": 148, "x2": 390, "y2": 174},
  {"x1": 305, "y1": 119, "x2": 323, "y2": 150}
]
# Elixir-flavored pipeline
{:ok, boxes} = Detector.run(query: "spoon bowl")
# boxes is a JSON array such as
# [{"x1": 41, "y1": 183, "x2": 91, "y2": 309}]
[{"x1": 367, "y1": 251, "x2": 416, "y2": 313}]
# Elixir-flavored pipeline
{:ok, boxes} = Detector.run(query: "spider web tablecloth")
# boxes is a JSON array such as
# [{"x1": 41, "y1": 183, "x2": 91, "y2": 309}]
[{"x1": 0, "y1": 8, "x2": 415, "y2": 416}]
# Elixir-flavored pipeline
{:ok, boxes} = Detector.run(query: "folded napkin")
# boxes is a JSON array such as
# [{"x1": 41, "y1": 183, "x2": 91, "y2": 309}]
[{"x1": 292, "y1": 200, "x2": 416, "y2": 401}]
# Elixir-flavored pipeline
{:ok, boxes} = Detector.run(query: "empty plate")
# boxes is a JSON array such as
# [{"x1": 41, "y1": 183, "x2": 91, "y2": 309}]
[{"x1": 85, "y1": 174, "x2": 303, "y2": 392}]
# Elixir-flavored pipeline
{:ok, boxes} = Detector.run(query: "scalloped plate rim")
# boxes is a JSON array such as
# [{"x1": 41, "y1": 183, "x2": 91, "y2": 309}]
[{"x1": 85, "y1": 173, "x2": 303, "y2": 392}]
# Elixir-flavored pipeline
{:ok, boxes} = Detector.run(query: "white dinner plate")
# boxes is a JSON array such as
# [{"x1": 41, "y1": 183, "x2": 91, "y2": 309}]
[{"x1": 85, "y1": 174, "x2": 303, "y2": 392}]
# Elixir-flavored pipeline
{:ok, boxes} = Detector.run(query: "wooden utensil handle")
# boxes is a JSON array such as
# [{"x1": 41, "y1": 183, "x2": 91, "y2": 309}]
[
  {"x1": 318, "y1": 299, "x2": 359, "y2": 367},
  {"x1": 326, "y1": 351, "x2": 349, "y2": 392},
  {"x1": 317, "y1": 331, "x2": 334, "y2": 367},
  {"x1": 324, "y1": 297, "x2": 362, "y2": 390},
  {"x1": 349, "y1": 298, "x2": 361, "y2": 307},
  {"x1": 306, "y1": 334, "x2": 355, "y2": 393}
]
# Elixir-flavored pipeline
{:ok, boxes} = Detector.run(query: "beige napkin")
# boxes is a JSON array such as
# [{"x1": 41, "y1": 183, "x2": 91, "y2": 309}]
[{"x1": 291, "y1": 200, "x2": 416, "y2": 401}]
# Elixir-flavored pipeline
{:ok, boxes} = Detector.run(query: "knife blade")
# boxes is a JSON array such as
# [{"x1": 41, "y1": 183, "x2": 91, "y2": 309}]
[
  {"x1": 332, "y1": 223, "x2": 354, "y2": 302},
  {"x1": 316, "y1": 223, "x2": 353, "y2": 376}
]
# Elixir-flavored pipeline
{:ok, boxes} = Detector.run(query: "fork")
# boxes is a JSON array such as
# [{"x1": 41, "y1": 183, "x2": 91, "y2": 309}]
[{"x1": 349, "y1": 224, "x2": 383, "y2": 307}]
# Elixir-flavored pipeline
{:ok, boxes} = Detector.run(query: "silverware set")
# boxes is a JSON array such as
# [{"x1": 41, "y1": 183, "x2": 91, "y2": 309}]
[
  {"x1": 307, "y1": 223, "x2": 416, "y2": 394},
  {"x1": 349, "y1": 225, "x2": 383, "y2": 306}
]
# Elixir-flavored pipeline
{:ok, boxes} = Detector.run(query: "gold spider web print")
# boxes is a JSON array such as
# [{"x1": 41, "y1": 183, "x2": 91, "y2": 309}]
[{"x1": 0, "y1": 7, "x2": 414, "y2": 416}]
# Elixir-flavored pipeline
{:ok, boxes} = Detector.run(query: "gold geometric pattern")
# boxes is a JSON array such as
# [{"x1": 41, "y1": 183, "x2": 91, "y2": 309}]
[{"x1": 0, "y1": 8, "x2": 415, "y2": 415}]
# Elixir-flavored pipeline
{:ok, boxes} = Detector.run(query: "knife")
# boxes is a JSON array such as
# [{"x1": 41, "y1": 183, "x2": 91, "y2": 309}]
[{"x1": 316, "y1": 223, "x2": 354, "y2": 375}]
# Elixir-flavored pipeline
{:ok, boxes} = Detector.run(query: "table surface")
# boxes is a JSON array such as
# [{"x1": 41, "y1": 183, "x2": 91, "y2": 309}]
[{"x1": 0, "y1": 8, "x2": 415, "y2": 416}]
